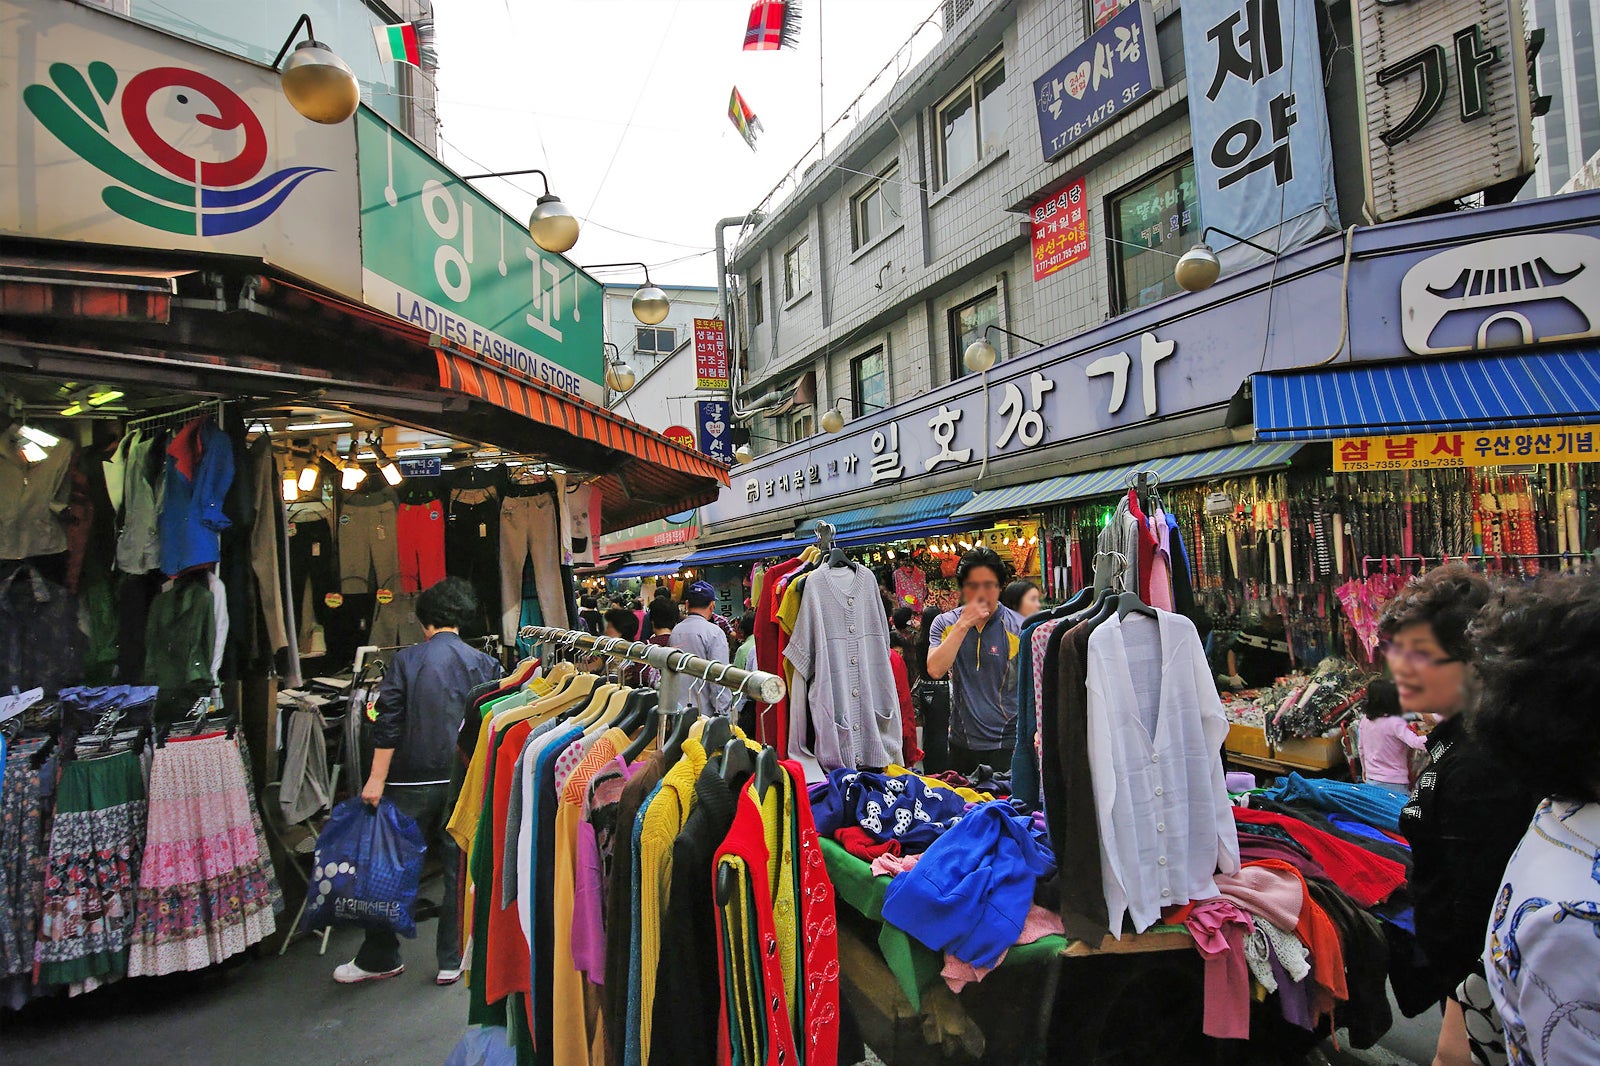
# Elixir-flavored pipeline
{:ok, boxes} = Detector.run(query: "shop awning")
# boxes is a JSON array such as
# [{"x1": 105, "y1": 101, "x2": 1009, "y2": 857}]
[
  {"x1": 801, "y1": 488, "x2": 976, "y2": 536},
  {"x1": 680, "y1": 536, "x2": 800, "y2": 567},
  {"x1": 835, "y1": 519, "x2": 975, "y2": 547},
  {"x1": 1252, "y1": 349, "x2": 1600, "y2": 440},
  {"x1": 608, "y1": 561, "x2": 684, "y2": 580},
  {"x1": 950, "y1": 441, "x2": 1305, "y2": 518}
]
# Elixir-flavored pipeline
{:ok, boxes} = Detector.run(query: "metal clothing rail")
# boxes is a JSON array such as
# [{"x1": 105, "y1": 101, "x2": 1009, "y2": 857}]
[
  {"x1": 518, "y1": 625, "x2": 787, "y2": 706},
  {"x1": 125, "y1": 398, "x2": 230, "y2": 432}
]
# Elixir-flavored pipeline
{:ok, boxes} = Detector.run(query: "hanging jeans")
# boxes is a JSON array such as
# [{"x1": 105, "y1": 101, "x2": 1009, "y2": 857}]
[
  {"x1": 290, "y1": 517, "x2": 335, "y2": 652},
  {"x1": 445, "y1": 489, "x2": 500, "y2": 640},
  {"x1": 499, "y1": 492, "x2": 566, "y2": 644},
  {"x1": 396, "y1": 499, "x2": 447, "y2": 593}
]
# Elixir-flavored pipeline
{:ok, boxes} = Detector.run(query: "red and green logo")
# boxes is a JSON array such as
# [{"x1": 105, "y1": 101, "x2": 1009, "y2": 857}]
[{"x1": 25, "y1": 61, "x2": 330, "y2": 235}]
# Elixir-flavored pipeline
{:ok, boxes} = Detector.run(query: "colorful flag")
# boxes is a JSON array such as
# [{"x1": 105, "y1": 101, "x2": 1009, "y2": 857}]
[
  {"x1": 373, "y1": 19, "x2": 437, "y2": 72},
  {"x1": 728, "y1": 87, "x2": 765, "y2": 151},
  {"x1": 743, "y1": 1, "x2": 802, "y2": 50}
]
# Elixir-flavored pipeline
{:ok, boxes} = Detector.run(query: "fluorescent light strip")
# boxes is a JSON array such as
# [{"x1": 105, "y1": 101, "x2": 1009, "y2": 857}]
[
  {"x1": 395, "y1": 446, "x2": 453, "y2": 457},
  {"x1": 286, "y1": 420, "x2": 355, "y2": 431}
]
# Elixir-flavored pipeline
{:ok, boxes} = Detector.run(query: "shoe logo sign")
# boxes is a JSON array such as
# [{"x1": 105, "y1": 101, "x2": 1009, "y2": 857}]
[{"x1": 25, "y1": 60, "x2": 330, "y2": 236}]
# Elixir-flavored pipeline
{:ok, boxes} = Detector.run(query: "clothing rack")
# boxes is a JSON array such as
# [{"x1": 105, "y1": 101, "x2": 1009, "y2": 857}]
[
  {"x1": 517, "y1": 625, "x2": 786, "y2": 707},
  {"x1": 1359, "y1": 551, "x2": 1599, "y2": 575},
  {"x1": 125, "y1": 398, "x2": 229, "y2": 433}
]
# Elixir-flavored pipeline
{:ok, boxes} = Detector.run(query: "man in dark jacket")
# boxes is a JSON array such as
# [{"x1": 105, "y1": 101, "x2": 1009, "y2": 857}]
[{"x1": 335, "y1": 577, "x2": 499, "y2": 986}]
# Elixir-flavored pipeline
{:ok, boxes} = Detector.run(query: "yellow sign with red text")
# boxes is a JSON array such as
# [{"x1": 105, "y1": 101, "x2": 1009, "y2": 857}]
[{"x1": 1332, "y1": 426, "x2": 1600, "y2": 471}]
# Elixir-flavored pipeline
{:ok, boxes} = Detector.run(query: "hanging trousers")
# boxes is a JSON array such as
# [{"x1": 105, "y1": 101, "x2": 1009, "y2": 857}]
[
  {"x1": 338, "y1": 494, "x2": 401, "y2": 595},
  {"x1": 247, "y1": 440, "x2": 290, "y2": 658},
  {"x1": 499, "y1": 492, "x2": 567, "y2": 643},
  {"x1": 289, "y1": 518, "x2": 335, "y2": 650},
  {"x1": 396, "y1": 499, "x2": 446, "y2": 593},
  {"x1": 444, "y1": 489, "x2": 500, "y2": 640}
]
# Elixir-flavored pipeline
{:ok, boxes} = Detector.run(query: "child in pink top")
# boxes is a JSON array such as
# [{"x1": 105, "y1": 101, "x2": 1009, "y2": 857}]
[{"x1": 1358, "y1": 678, "x2": 1429, "y2": 794}]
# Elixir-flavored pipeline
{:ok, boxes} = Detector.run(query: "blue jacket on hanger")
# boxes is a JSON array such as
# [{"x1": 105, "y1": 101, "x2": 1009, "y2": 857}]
[{"x1": 159, "y1": 418, "x2": 234, "y2": 576}]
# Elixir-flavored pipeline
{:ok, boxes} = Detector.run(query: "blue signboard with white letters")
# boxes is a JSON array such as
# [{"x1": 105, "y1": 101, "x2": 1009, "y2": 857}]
[
  {"x1": 697, "y1": 400, "x2": 734, "y2": 465},
  {"x1": 397, "y1": 457, "x2": 442, "y2": 477},
  {"x1": 1033, "y1": 2, "x2": 1164, "y2": 161},
  {"x1": 1180, "y1": 0, "x2": 1338, "y2": 253}
]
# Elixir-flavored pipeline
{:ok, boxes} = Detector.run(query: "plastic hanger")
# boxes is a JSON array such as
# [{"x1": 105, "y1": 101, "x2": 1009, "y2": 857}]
[
  {"x1": 720, "y1": 736, "x2": 755, "y2": 784},
  {"x1": 752, "y1": 746, "x2": 782, "y2": 801}
]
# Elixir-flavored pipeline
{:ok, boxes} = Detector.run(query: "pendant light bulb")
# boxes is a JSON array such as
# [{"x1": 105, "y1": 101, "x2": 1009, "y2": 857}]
[
  {"x1": 373, "y1": 441, "x2": 404, "y2": 486},
  {"x1": 281, "y1": 470, "x2": 300, "y2": 502},
  {"x1": 297, "y1": 459, "x2": 320, "y2": 493}
]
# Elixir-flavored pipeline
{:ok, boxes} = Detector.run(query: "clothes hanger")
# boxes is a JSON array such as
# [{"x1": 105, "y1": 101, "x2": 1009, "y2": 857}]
[
  {"x1": 658, "y1": 705, "x2": 696, "y2": 766},
  {"x1": 715, "y1": 858, "x2": 741, "y2": 907},
  {"x1": 752, "y1": 745, "x2": 782, "y2": 801},
  {"x1": 720, "y1": 736, "x2": 755, "y2": 784},
  {"x1": 701, "y1": 708, "x2": 734, "y2": 755}
]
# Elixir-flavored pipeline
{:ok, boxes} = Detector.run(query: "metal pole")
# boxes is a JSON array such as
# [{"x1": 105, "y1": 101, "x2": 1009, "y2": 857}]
[{"x1": 518, "y1": 625, "x2": 786, "y2": 705}]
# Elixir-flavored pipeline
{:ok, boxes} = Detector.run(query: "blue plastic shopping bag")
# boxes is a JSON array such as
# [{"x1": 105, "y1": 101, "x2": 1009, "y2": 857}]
[{"x1": 300, "y1": 797, "x2": 427, "y2": 938}]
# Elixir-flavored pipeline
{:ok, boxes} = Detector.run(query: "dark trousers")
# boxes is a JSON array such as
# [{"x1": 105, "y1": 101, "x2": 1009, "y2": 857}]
[
  {"x1": 353, "y1": 780, "x2": 461, "y2": 973},
  {"x1": 947, "y1": 741, "x2": 1011, "y2": 778}
]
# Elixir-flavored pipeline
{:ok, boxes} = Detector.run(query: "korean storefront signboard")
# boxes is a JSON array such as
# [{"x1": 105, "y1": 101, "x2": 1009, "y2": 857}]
[
  {"x1": 1181, "y1": 0, "x2": 1339, "y2": 255},
  {"x1": 663, "y1": 424, "x2": 696, "y2": 450},
  {"x1": 694, "y1": 317, "x2": 730, "y2": 390},
  {"x1": 1033, "y1": 2, "x2": 1163, "y2": 161},
  {"x1": 696, "y1": 399, "x2": 734, "y2": 464},
  {"x1": 1353, "y1": 0, "x2": 1533, "y2": 221},
  {"x1": 598, "y1": 514, "x2": 698, "y2": 554},
  {"x1": 0, "y1": 0, "x2": 361, "y2": 298},
  {"x1": 1031, "y1": 178, "x2": 1091, "y2": 281},
  {"x1": 355, "y1": 111, "x2": 605, "y2": 402},
  {"x1": 1333, "y1": 426, "x2": 1600, "y2": 471}
]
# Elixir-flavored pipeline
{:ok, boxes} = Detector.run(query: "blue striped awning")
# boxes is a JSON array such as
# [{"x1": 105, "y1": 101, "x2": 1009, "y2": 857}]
[
  {"x1": 607, "y1": 560, "x2": 682, "y2": 580},
  {"x1": 1253, "y1": 349, "x2": 1600, "y2": 441},
  {"x1": 835, "y1": 519, "x2": 976, "y2": 547},
  {"x1": 800, "y1": 488, "x2": 975, "y2": 536},
  {"x1": 679, "y1": 536, "x2": 800, "y2": 567},
  {"x1": 951, "y1": 441, "x2": 1304, "y2": 519}
]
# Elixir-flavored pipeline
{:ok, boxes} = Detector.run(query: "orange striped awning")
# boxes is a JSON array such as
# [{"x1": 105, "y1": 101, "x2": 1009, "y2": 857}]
[{"x1": 435, "y1": 346, "x2": 729, "y2": 528}]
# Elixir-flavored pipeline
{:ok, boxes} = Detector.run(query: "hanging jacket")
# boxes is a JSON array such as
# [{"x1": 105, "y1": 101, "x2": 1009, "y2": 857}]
[
  {"x1": 158, "y1": 418, "x2": 234, "y2": 576},
  {"x1": 880, "y1": 801, "x2": 1057, "y2": 969}
]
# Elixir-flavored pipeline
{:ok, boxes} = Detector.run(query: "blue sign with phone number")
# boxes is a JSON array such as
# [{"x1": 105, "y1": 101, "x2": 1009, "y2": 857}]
[{"x1": 1033, "y1": 1, "x2": 1164, "y2": 161}]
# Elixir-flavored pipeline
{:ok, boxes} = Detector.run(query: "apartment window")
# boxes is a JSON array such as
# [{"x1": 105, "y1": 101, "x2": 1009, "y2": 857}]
[
  {"x1": 1111, "y1": 161, "x2": 1203, "y2": 313},
  {"x1": 749, "y1": 278, "x2": 765, "y2": 325},
  {"x1": 852, "y1": 164, "x2": 902, "y2": 249},
  {"x1": 851, "y1": 348, "x2": 889, "y2": 414},
  {"x1": 790, "y1": 411, "x2": 814, "y2": 441},
  {"x1": 783, "y1": 237, "x2": 811, "y2": 301},
  {"x1": 937, "y1": 52, "x2": 1008, "y2": 185},
  {"x1": 635, "y1": 325, "x2": 677, "y2": 357},
  {"x1": 948, "y1": 289, "x2": 999, "y2": 379}
]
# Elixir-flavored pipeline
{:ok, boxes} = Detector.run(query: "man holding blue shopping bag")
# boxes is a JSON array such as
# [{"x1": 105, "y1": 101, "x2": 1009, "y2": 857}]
[{"x1": 334, "y1": 577, "x2": 499, "y2": 986}]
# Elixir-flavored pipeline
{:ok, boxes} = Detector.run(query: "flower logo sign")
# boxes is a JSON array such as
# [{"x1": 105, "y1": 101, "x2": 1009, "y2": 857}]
[{"x1": 25, "y1": 61, "x2": 331, "y2": 236}]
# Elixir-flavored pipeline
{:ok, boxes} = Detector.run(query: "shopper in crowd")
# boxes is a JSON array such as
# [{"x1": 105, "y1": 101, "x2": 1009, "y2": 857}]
[
  {"x1": 670, "y1": 581, "x2": 732, "y2": 717},
  {"x1": 1000, "y1": 579, "x2": 1043, "y2": 618},
  {"x1": 1357, "y1": 677, "x2": 1428, "y2": 795},
  {"x1": 925, "y1": 547, "x2": 1021, "y2": 775},
  {"x1": 892, "y1": 606, "x2": 918, "y2": 657},
  {"x1": 1470, "y1": 569, "x2": 1600, "y2": 1066},
  {"x1": 732, "y1": 611, "x2": 757, "y2": 672},
  {"x1": 1378, "y1": 565, "x2": 1538, "y2": 1066},
  {"x1": 577, "y1": 595, "x2": 603, "y2": 636},
  {"x1": 887, "y1": 625, "x2": 923, "y2": 769},
  {"x1": 340, "y1": 577, "x2": 499, "y2": 987},
  {"x1": 601, "y1": 607, "x2": 648, "y2": 687},
  {"x1": 912, "y1": 604, "x2": 950, "y2": 773},
  {"x1": 631, "y1": 597, "x2": 646, "y2": 638}
]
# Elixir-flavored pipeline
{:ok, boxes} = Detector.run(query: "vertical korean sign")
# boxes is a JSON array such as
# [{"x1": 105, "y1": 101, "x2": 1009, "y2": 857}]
[
  {"x1": 355, "y1": 111, "x2": 605, "y2": 402},
  {"x1": 1181, "y1": 0, "x2": 1339, "y2": 256},
  {"x1": 1034, "y1": 3, "x2": 1163, "y2": 161},
  {"x1": 696, "y1": 400, "x2": 734, "y2": 465},
  {"x1": 694, "y1": 318, "x2": 730, "y2": 390},
  {"x1": 1031, "y1": 178, "x2": 1091, "y2": 281}
]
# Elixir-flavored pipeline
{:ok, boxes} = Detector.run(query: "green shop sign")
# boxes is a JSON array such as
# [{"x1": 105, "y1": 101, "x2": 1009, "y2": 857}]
[{"x1": 356, "y1": 110, "x2": 603, "y2": 401}]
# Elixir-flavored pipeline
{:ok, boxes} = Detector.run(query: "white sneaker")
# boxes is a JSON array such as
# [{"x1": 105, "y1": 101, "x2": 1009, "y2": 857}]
[
  {"x1": 333, "y1": 960, "x2": 404, "y2": 984},
  {"x1": 435, "y1": 966, "x2": 464, "y2": 986}
]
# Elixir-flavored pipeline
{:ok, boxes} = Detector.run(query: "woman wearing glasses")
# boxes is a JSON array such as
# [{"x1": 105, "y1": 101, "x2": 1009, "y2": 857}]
[{"x1": 1377, "y1": 565, "x2": 1538, "y2": 1066}]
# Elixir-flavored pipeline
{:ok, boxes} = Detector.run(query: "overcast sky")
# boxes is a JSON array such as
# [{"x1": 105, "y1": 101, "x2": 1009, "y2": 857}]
[{"x1": 427, "y1": 0, "x2": 942, "y2": 288}]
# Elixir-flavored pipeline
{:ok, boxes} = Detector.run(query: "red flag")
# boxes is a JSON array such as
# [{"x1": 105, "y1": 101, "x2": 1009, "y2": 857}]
[{"x1": 743, "y1": 1, "x2": 802, "y2": 50}]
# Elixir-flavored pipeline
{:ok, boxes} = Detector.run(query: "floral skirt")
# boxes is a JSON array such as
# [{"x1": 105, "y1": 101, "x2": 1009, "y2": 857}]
[
  {"x1": 35, "y1": 749, "x2": 147, "y2": 986},
  {"x1": 1, "y1": 741, "x2": 50, "y2": 981},
  {"x1": 127, "y1": 734, "x2": 277, "y2": 976}
]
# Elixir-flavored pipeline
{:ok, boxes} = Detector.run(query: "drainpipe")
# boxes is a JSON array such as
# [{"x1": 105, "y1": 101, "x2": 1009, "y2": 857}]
[{"x1": 714, "y1": 212, "x2": 767, "y2": 417}]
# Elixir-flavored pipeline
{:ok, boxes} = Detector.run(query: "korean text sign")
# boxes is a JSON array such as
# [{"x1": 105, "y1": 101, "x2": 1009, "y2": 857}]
[
  {"x1": 1032, "y1": 178, "x2": 1091, "y2": 281},
  {"x1": 694, "y1": 318, "x2": 730, "y2": 390},
  {"x1": 1180, "y1": 0, "x2": 1339, "y2": 253},
  {"x1": 355, "y1": 111, "x2": 604, "y2": 402},
  {"x1": 1333, "y1": 427, "x2": 1600, "y2": 471},
  {"x1": 697, "y1": 400, "x2": 734, "y2": 464},
  {"x1": 1033, "y1": 3, "x2": 1164, "y2": 161}
]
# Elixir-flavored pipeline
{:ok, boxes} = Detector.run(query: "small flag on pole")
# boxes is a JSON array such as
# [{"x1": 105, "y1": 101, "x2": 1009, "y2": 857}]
[
  {"x1": 743, "y1": 1, "x2": 802, "y2": 51},
  {"x1": 728, "y1": 87, "x2": 765, "y2": 151},
  {"x1": 373, "y1": 19, "x2": 437, "y2": 72}
]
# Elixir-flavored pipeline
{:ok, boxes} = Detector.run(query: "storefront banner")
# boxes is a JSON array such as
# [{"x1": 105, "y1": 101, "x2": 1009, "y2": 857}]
[
  {"x1": 697, "y1": 400, "x2": 734, "y2": 465},
  {"x1": 1033, "y1": 2, "x2": 1163, "y2": 162},
  {"x1": 662, "y1": 425, "x2": 696, "y2": 450},
  {"x1": 355, "y1": 111, "x2": 604, "y2": 402},
  {"x1": 397, "y1": 457, "x2": 442, "y2": 477},
  {"x1": 1353, "y1": 0, "x2": 1533, "y2": 221},
  {"x1": 1347, "y1": 221, "x2": 1600, "y2": 360},
  {"x1": 0, "y1": 0, "x2": 361, "y2": 298},
  {"x1": 694, "y1": 318, "x2": 730, "y2": 390},
  {"x1": 1031, "y1": 178, "x2": 1091, "y2": 281},
  {"x1": 598, "y1": 514, "x2": 699, "y2": 554},
  {"x1": 702, "y1": 258, "x2": 1343, "y2": 526},
  {"x1": 1333, "y1": 426, "x2": 1600, "y2": 472},
  {"x1": 1180, "y1": 0, "x2": 1339, "y2": 257}
]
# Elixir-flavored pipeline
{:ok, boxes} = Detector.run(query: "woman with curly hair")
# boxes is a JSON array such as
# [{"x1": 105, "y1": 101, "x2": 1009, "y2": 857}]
[
  {"x1": 1378, "y1": 564, "x2": 1538, "y2": 1066},
  {"x1": 1473, "y1": 570, "x2": 1600, "y2": 1066}
]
